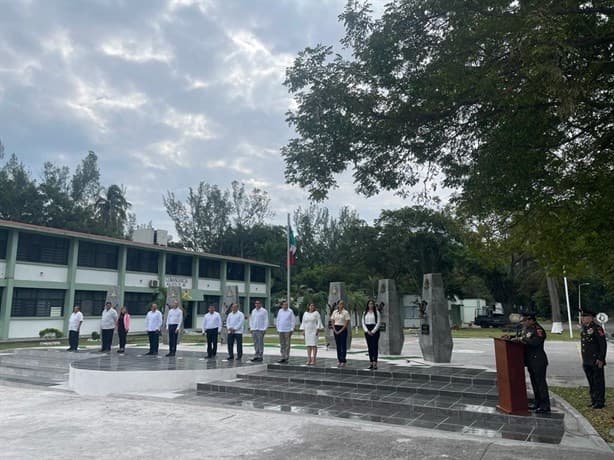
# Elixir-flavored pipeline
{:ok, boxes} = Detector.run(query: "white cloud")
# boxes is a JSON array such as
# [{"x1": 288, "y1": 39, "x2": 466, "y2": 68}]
[
  {"x1": 163, "y1": 109, "x2": 215, "y2": 140},
  {"x1": 100, "y1": 37, "x2": 173, "y2": 63}
]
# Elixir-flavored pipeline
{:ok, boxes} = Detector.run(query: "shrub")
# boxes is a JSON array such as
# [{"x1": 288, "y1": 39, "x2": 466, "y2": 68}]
[
  {"x1": 91, "y1": 331, "x2": 100, "y2": 340},
  {"x1": 39, "y1": 328, "x2": 63, "y2": 339}
]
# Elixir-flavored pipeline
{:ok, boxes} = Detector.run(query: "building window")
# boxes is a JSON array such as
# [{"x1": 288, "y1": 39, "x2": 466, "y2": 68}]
[
  {"x1": 126, "y1": 248, "x2": 158, "y2": 273},
  {"x1": 166, "y1": 254, "x2": 192, "y2": 276},
  {"x1": 17, "y1": 232, "x2": 69, "y2": 265},
  {"x1": 197, "y1": 296, "x2": 221, "y2": 314},
  {"x1": 226, "y1": 262, "x2": 245, "y2": 281},
  {"x1": 124, "y1": 292, "x2": 156, "y2": 315},
  {"x1": 250, "y1": 266, "x2": 266, "y2": 283},
  {"x1": 11, "y1": 288, "x2": 65, "y2": 317},
  {"x1": 74, "y1": 290, "x2": 107, "y2": 317},
  {"x1": 199, "y1": 258, "x2": 220, "y2": 279},
  {"x1": 78, "y1": 241, "x2": 118, "y2": 270},
  {"x1": 0, "y1": 229, "x2": 8, "y2": 259}
]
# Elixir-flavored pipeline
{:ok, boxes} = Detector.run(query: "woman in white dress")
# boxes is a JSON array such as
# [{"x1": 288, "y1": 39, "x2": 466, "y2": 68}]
[{"x1": 300, "y1": 303, "x2": 324, "y2": 365}]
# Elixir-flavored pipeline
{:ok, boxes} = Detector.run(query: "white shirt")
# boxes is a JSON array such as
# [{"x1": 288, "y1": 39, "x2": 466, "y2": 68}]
[
  {"x1": 146, "y1": 310, "x2": 163, "y2": 331},
  {"x1": 276, "y1": 308, "x2": 296, "y2": 332},
  {"x1": 249, "y1": 307, "x2": 269, "y2": 331},
  {"x1": 202, "y1": 311, "x2": 222, "y2": 331},
  {"x1": 166, "y1": 307, "x2": 183, "y2": 327},
  {"x1": 100, "y1": 308, "x2": 118, "y2": 329},
  {"x1": 226, "y1": 311, "x2": 244, "y2": 334},
  {"x1": 362, "y1": 311, "x2": 380, "y2": 333},
  {"x1": 68, "y1": 311, "x2": 83, "y2": 332}
]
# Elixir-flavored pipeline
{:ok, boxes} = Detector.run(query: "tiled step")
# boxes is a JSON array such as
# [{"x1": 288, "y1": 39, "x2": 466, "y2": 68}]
[
  {"x1": 0, "y1": 354, "x2": 78, "y2": 370},
  {"x1": 236, "y1": 369, "x2": 500, "y2": 402},
  {"x1": 0, "y1": 362, "x2": 68, "y2": 380},
  {"x1": 0, "y1": 373, "x2": 63, "y2": 387},
  {"x1": 266, "y1": 362, "x2": 498, "y2": 386}
]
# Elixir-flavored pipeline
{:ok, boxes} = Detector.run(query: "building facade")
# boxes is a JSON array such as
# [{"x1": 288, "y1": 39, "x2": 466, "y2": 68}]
[{"x1": 0, "y1": 220, "x2": 275, "y2": 339}]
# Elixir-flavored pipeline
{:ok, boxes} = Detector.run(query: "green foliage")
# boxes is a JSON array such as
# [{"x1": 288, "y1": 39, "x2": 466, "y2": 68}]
[
  {"x1": 91, "y1": 331, "x2": 100, "y2": 340},
  {"x1": 38, "y1": 328, "x2": 63, "y2": 339},
  {"x1": 282, "y1": 0, "x2": 614, "y2": 284}
]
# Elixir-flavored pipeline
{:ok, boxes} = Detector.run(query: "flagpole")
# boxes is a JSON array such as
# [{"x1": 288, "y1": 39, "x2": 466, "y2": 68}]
[{"x1": 287, "y1": 213, "x2": 291, "y2": 308}]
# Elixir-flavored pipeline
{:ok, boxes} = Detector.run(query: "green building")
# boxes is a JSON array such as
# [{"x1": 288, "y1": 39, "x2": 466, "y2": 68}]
[{"x1": 0, "y1": 220, "x2": 276, "y2": 339}]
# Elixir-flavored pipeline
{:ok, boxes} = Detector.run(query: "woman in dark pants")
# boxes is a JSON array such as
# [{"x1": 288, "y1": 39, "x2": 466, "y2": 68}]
[
  {"x1": 331, "y1": 300, "x2": 350, "y2": 367},
  {"x1": 362, "y1": 299, "x2": 381, "y2": 370},
  {"x1": 116, "y1": 306, "x2": 131, "y2": 353}
]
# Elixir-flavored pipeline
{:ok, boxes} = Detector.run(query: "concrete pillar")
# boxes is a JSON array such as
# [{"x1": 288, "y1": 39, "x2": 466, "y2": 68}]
[
  {"x1": 0, "y1": 230, "x2": 18, "y2": 339},
  {"x1": 418, "y1": 273, "x2": 453, "y2": 363},
  {"x1": 376, "y1": 279, "x2": 404, "y2": 355},
  {"x1": 62, "y1": 238, "x2": 79, "y2": 336}
]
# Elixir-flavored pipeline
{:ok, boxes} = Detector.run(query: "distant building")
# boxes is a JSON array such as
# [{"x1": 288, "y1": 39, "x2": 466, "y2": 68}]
[{"x1": 0, "y1": 220, "x2": 276, "y2": 339}]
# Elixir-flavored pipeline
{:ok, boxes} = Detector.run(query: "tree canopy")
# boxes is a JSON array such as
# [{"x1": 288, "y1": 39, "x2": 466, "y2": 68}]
[{"x1": 282, "y1": 0, "x2": 614, "y2": 282}]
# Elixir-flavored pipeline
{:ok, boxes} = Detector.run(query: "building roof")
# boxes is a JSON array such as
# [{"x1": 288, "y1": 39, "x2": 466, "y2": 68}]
[{"x1": 0, "y1": 219, "x2": 278, "y2": 268}]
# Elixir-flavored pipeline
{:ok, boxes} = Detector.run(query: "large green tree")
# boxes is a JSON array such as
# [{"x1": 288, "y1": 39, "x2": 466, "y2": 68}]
[{"x1": 282, "y1": 0, "x2": 614, "y2": 282}]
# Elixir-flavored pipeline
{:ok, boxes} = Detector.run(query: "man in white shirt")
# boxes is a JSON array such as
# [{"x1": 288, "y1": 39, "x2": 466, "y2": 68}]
[
  {"x1": 145, "y1": 303, "x2": 163, "y2": 355},
  {"x1": 202, "y1": 304, "x2": 222, "y2": 358},
  {"x1": 165, "y1": 300, "x2": 183, "y2": 357},
  {"x1": 275, "y1": 301, "x2": 295, "y2": 363},
  {"x1": 249, "y1": 300, "x2": 268, "y2": 362},
  {"x1": 100, "y1": 301, "x2": 118, "y2": 352},
  {"x1": 67, "y1": 305, "x2": 83, "y2": 352},
  {"x1": 226, "y1": 303, "x2": 244, "y2": 360}
]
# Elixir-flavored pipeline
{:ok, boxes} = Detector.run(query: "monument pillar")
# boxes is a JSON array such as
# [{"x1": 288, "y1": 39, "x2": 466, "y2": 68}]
[
  {"x1": 221, "y1": 285, "x2": 239, "y2": 344},
  {"x1": 418, "y1": 273, "x2": 453, "y2": 363},
  {"x1": 326, "y1": 282, "x2": 351, "y2": 350},
  {"x1": 376, "y1": 279, "x2": 404, "y2": 355}
]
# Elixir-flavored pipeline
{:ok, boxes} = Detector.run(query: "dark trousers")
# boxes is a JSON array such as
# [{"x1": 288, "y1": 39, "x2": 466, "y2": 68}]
[
  {"x1": 365, "y1": 327, "x2": 380, "y2": 362},
  {"x1": 206, "y1": 329, "x2": 218, "y2": 357},
  {"x1": 168, "y1": 324, "x2": 179, "y2": 354},
  {"x1": 583, "y1": 364, "x2": 606, "y2": 406},
  {"x1": 68, "y1": 330, "x2": 80, "y2": 350},
  {"x1": 227, "y1": 333, "x2": 243, "y2": 359},
  {"x1": 527, "y1": 363, "x2": 550, "y2": 410},
  {"x1": 118, "y1": 329, "x2": 127, "y2": 350},
  {"x1": 148, "y1": 331, "x2": 160, "y2": 354},
  {"x1": 101, "y1": 328, "x2": 114, "y2": 351},
  {"x1": 334, "y1": 325, "x2": 347, "y2": 363}
]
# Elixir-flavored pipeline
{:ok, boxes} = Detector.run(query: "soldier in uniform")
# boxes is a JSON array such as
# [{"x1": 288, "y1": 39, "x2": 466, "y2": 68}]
[
  {"x1": 580, "y1": 310, "x2": 607, "y2": 409},
  {"x1": 513, "y1": 313, "x2": 551, "y2": 413}
]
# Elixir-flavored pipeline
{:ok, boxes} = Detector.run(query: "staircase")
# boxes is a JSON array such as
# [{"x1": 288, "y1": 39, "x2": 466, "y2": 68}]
[{"x1": 196, "y1": 358, "x2": 565, "y2": 444}]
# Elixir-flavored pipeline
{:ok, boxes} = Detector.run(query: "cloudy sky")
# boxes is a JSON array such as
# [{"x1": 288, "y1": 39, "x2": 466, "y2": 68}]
[{"x1": 0, "y1": 0, "x2": 422, "y2": 237}]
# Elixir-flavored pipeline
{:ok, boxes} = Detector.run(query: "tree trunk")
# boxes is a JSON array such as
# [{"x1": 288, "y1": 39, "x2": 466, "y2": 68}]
[{"x1": 546, "y1": 275, "x2": 563, "y2": 333}]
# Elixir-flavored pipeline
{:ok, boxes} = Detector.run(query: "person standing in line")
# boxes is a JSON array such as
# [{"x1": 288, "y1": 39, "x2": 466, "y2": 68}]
[
  {"x1": 116, "y1": 306, "x2": 131, "y2": 353},
  {"x1": 513, "y1": 313, "x2": 551, "y2": 413},
  {"x1": 362, "y1": 299, "x2": 381, "y2": 370},
  {"x1": 580, "y1": 310, "x2": 607, "y2": 409},
  {"x1": 331, "y1": 300, "x2": 351, "y2": 367},
  {"x1": 275, "y1": 300, "x2": 296, "y2": 364},
  {"x1": 202, "y1": 304, "x2": 222, "y2": 358},
  {"x1": 300, "y1": 303, "x2": 323, "y2": 365},
  {"x1": 226, "y1": 303, "x2": 244, "y2": 360},
  {"x1": 249, "y1": 300, "x2": 268, "y2": 362},
  {"x1": 166, "y1": 300, "x2": 183, "y2": 357},
  {"x1": 145, "y1": 303, "x2": 163, "y2": 355},
  {"x1": 100, "y1": 301, "x2": 118, "y2": 352},
  {"x1": 66, "y1": 305, "x2": 83, "y2": 352}
]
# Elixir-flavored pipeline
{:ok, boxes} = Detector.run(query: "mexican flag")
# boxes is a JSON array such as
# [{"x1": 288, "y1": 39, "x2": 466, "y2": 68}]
[{"x1": 288, "y1": 225, "x2": 297, "y2": 266}]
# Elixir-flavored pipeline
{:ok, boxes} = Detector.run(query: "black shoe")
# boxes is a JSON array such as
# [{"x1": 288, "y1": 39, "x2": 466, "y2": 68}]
[
  {"x1": 278, "y1": 359, "x2": 288, "y2": 364},
  {"x1": 592, "y1": 404, "x2": 605, "y2": 409},
  {"x1": 237, "y1": 356, "x2": 242, "y2": 360},
  {"x1": 535, "y1": 408, "x2": 551, "y2": 414},
  {"x1": 367, "y1": 365, "x2": 374, "y2": 370},
  {"x1": 587, "y1": 403, "x2": 595, "y2": 408},
  {"x1": 165, "y1": 353, "x2": 175, "y2": 357},
  {"x1": 528, "y1": 403, "x2": 538, "y2": 410},
  {"x1": 226, "y1": 357, "x2": 234, "y2": 361}
]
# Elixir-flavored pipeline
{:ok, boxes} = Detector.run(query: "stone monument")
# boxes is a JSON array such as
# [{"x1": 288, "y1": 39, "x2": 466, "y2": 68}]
[
  {"x1": 326, "y1": 282, "x2": 351, "y2": 350},
  {"x1": 376, "y1": 279, "x2": 404, "y2": 355},
  {"x1": 418, "y1": 273, "x2": 453, "y2": 363},
  {"x1": 221, "y1": 285, "x2": 239, "y2": 344}
]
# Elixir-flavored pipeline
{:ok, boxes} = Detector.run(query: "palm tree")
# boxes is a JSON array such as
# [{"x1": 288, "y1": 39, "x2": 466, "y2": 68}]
[{"x1": 95, "y1": 184, "x2": 131, "y2": 237}]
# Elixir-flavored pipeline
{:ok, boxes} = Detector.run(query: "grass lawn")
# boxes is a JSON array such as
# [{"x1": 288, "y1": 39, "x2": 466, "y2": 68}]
[
  {"x1": 449, "y1": 327, "x2": 579, "y2": 341},
  {"x1": 551, "y1": 386, "x2": 614, "y2": 443}
]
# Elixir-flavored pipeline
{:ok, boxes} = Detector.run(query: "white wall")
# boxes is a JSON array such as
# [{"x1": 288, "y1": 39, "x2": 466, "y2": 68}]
[
  {"x1": 15, "y1": 264, "x2": 68, "y2": 283},
  {"x1": 250, "y1": 283, "x2": 266, "y2": 294},
  {"x1": 227, "y1": 282, "x2": 245, "y2": 294},
  {"x1": 75, "y1": 269, "x2": 118, "y2": 286},
  {"x1": 198, "y1": 279, "x2": 221, "y2": 291},
  {"x1": 9, "y1": 319, "x2": 64, "y2": 339},
  {"x1": 125, "y1": 272, "x2": 159, "y2": 288},
  {"x1": 0, "y1": 261, "x2": 6, "y2": 278}
]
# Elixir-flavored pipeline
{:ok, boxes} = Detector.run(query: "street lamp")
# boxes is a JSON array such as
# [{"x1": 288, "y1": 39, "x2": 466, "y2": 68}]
[{"x1": 578, "y1": 282, "x2": 590, "y2": 319}]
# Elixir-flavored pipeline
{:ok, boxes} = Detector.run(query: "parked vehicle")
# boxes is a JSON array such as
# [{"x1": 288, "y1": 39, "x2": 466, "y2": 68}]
[{"x1": 474, "y1": 306, "x2": 508, "y2": 328}]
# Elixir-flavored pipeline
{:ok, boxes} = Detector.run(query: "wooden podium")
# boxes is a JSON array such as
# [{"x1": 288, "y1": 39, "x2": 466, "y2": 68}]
[{"x1": 493, "y1": 338, "x2": 529, "y2": 416}]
